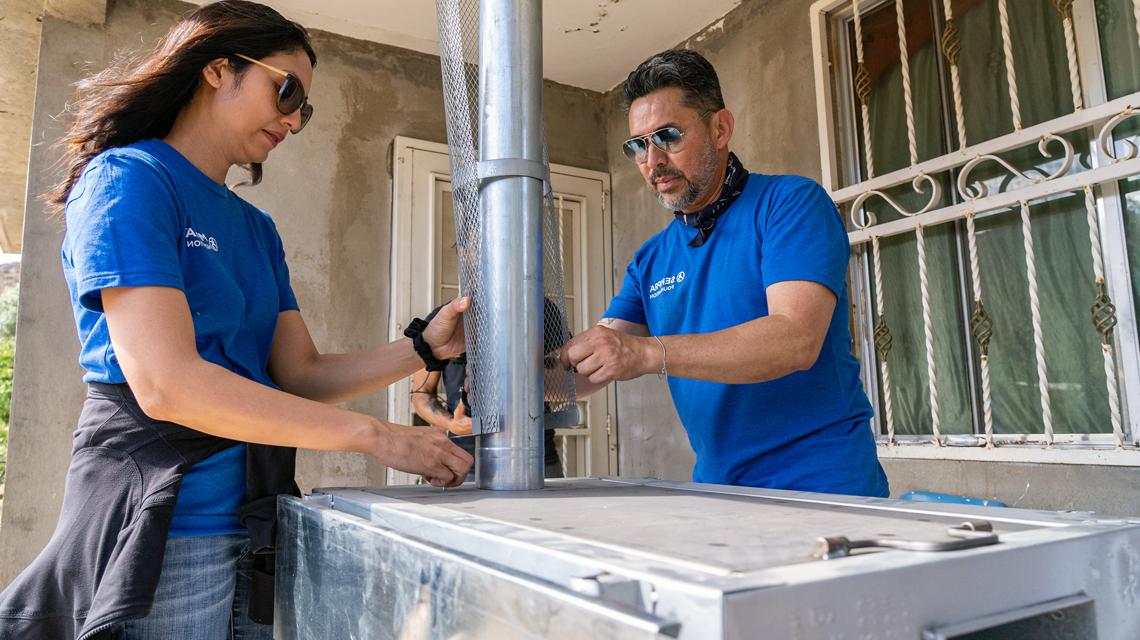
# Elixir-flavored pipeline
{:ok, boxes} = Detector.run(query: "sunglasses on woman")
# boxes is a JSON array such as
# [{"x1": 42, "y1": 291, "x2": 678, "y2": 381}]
[
  {"x1": 234, "y1": 54, "x2": 313, "y2": 134},
  {"x1": 621, "y1": 126, "x2": 685, "y2": 164}
]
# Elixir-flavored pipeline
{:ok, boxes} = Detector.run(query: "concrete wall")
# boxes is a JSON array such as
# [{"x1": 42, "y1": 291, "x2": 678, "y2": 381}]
[
  {"x1": 885, "y1": 459, "x2": 1140, "y2": 516},
  {"x1": 0, "y1": 7, "x2": 100, "y2": 592},
  {"x1": 0, "y1": 0, "x2": 608, "y2": 586},
  {"x1": 601, "y1": 0, "x2": 1140, "y2": 519},
  {"x1": 0, "y1": 0, "x2": 44, "y2": 252}
]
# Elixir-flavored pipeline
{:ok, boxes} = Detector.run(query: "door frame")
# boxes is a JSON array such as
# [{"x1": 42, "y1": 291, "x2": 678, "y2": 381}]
[{"x1": 388, "y1": 136, "x2": 617, "y2": 483}]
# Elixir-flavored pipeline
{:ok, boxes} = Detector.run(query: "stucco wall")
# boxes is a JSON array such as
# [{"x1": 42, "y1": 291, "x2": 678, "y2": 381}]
[
  {"x1": 0, "y1": 0, "x2": 44, "y2": 252},
  {"x1": 0, "y1": 9, "x2": 98, "y2": 592},
  {"x1": 0, "y1": 0, "x2": 608, "y2": 586}
]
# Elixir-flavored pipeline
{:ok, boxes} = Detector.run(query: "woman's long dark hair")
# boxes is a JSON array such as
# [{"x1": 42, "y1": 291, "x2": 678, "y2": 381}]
[{"x1": 46, "y1": 0, "x2": 316, "y2": 210}]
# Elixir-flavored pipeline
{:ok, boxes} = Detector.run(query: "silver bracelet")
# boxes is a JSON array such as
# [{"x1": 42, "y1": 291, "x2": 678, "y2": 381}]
[{"x1": 652, "y1": 335, "x2": 668, "y2": 379}]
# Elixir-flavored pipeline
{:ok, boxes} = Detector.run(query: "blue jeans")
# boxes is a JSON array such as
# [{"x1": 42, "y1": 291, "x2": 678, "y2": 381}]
[{"x1": 112, "y1": 534, "x2": 271, "y2": 640}]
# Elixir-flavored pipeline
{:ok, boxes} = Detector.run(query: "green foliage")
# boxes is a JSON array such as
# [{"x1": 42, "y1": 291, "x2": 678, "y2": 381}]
[
  {"x1": 0, "y1": 287, "x2": 17, "y2": 339},
  {"x1": 0, "y1": 287, "x2": 15, "y2": 495},
  {"x1": 0, "y1": 335, "x2": 13, "y2": 426}
]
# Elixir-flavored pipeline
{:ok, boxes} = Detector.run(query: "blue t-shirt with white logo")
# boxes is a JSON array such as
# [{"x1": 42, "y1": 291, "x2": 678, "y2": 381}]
[
  {"x1": 61, "y1": 139, "x2": 299, "y2": 536},
  {"x1": 605, "y1": 173, "x2": 888, "y2": 497}
]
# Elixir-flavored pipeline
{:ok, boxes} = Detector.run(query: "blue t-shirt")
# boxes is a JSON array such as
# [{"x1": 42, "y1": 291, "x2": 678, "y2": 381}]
[
  {"x1": 61, "y1": 139, "x2": 300, "y2": 535},
  {"x1": 605, "y1": 173, "x2": 888, "y2": 497}
]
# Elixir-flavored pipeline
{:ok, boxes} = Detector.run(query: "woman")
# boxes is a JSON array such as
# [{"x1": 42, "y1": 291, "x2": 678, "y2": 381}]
[{"x1": 0, "y1": 2, "x2": 472, "y2": 638}]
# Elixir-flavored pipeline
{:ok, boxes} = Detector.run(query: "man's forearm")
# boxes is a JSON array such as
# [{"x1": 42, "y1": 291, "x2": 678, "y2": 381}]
[{"x1": 659, "y1": 313, "x2": 822, "y2": 384}]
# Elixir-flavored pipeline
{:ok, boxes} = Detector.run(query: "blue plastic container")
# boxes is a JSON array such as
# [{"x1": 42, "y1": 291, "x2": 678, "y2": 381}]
[{"x1": 899, "y1": 491, "x2": 1006, "y2": 508}]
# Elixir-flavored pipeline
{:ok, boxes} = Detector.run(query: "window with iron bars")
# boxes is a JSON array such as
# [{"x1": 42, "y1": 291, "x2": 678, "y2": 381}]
[{"x1": 810, "y1": 0, "x2": 1140, "y2": 464}]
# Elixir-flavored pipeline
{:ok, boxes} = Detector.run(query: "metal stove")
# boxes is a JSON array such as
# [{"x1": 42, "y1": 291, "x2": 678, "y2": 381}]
[{"x1": 276, "y1": 477, "x2": 1140, "y2": 639}]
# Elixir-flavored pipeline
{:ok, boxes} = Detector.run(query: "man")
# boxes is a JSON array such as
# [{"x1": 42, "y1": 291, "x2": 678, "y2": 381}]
[{"x1": 563, "y1": 49, "x2": 887, "y2": 497}]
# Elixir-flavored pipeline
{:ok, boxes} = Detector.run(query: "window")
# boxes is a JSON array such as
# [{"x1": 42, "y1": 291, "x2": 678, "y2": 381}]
[{"x1": 810, "y1": 0, "x2": 1140, "y2": 464}]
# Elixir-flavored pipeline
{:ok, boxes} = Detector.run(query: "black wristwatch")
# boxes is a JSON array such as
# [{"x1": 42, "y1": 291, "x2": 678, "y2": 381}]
[{"x1": 404, "y1": 305, "x2": 448, "y2": 372}]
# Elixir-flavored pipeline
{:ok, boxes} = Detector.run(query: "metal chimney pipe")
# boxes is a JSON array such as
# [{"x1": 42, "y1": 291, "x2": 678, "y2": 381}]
[{"x1": 475, "y1": 0, "x2": 545, "y2": 490}]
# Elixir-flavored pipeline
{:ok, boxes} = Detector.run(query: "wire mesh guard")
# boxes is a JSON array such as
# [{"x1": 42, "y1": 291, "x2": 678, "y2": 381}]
[{"x1": 436, "y1": 0, "x2": 577, "y2": 436}]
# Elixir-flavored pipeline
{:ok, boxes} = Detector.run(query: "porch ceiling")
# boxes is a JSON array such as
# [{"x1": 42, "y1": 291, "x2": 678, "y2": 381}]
[{"x1": 185, "y1": 0, "x2": 742, "y2": 92}]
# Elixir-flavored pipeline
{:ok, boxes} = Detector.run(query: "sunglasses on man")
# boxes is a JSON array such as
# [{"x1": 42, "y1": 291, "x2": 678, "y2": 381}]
[
  {"x1": 234, "y1": 54, "x2": 313, "y2": 134},
  {"x1": 621, "y1": 126, "x2": 685, "y2": 164}
]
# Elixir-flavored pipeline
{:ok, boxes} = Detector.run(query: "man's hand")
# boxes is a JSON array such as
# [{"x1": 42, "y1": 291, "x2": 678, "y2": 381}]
[
  {"x1": 423, "y1": 297, "x2": 470, "y2": 360},
  {"x1": 375, "y1": 422, "x2": 473, "y2": 487},
  {"x1": 446, "y1": 401, "x2": 473, "y2": 436},
  {"x1": 560, "y1": 325, "x2": 660, "y2": 385}
]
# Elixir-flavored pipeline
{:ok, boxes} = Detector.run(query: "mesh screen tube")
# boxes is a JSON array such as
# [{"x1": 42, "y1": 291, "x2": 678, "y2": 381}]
[{"x1": 437, "y1": 0, "x2": 575, "y2": 490}]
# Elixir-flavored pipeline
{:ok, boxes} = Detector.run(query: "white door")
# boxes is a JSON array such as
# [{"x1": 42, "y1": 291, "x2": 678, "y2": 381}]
[{"x1": 388, "y1": 136, "x2": 616, "y2": 484}]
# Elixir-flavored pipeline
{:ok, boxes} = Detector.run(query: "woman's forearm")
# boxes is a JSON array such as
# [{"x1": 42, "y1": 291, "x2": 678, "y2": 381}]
[
  {"x1": 143, "y1": 357, "x2": 471, "y2": 482},
  {"x1": 104, "y1": 286, "x2": 473, "y2": 485},
  {"x1": 146, "y1": 356, "x2": 386, "y2": 454},
  {"x1": 269, "y1": 300, "x2": 469, "y2": 405},
  {"x1": 277, "y1": 338, "x2": 423, "y2": 404}
]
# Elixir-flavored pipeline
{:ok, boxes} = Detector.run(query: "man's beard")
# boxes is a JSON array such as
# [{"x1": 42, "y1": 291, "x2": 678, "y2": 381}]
[{"x1": 650, "y1": 142, "x2": 720, "y2": 211}]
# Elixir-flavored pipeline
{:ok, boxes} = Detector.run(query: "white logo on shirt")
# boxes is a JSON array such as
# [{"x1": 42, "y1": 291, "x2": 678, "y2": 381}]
[
  {"x1": 185, "y1": 227, "x2": 218, "y2": 252},
  {"x1": 649, "y1": 270, "x2": 686, "y2": 300}
]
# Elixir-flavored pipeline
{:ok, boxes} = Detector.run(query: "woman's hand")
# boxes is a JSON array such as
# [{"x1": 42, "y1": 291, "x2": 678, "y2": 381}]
[
  {"x1": 373, "y1": 421, "x2": 473, "y2": 487},
  {"x1": 423, "y1": 297, "x2": 470, "y2": 360}
]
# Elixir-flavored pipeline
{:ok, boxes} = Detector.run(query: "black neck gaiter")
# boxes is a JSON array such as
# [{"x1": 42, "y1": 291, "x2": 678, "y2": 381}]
[{"x1": 674, "y1": 152, "x2": 749, "y2": 248}]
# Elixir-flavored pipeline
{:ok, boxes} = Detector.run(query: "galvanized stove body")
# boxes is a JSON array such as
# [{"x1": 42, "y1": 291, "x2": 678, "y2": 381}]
[{"x1": 276, "y1": 478, "x2": 1140, "y2": 639}]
